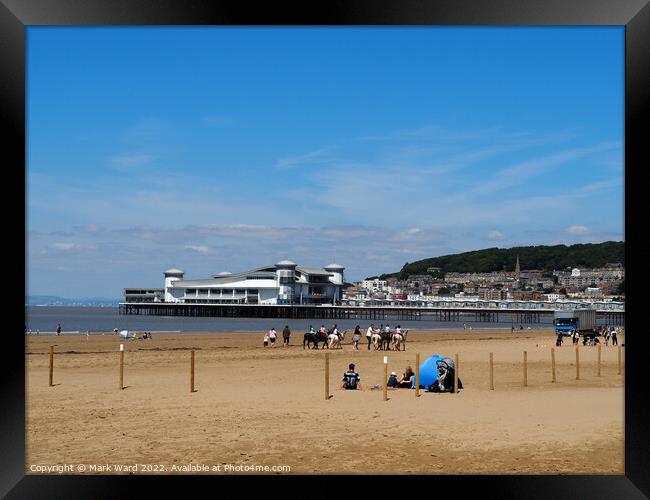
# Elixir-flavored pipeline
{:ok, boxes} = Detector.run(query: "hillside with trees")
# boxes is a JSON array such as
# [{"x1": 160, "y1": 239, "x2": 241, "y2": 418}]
[{"x1": 373, "y1": 241, "x2": 624, "y2": 280}]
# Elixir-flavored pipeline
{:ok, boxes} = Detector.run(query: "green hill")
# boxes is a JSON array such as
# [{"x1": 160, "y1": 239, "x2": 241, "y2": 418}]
[{"x1": 373, "y1": 241, "x2": 624, "y2": 280}]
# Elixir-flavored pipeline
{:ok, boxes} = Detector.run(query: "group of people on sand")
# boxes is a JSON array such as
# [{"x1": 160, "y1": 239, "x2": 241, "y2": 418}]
[
  {"x1": 262, "y1": 323, "x2": 405, "y2": 350},
  {"x1": 364, "y1": 323, "x2": 404, "y2": 350},
  {"x1": 555, "y1": 325, "x2": 622, "y2": 347},
  {"x1": 263, "y1": 326, "x2": 292, "y2": 347},
  {"x1": 339, "y1": 363, "x2": 415, "y2": 391},
  {"x1": 24, "y1": 323, "x2": 62, "y2": 336}
]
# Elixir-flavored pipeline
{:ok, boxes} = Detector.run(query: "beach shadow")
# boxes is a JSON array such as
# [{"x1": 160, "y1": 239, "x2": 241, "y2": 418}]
[
  {"x1": 120, "y1": 386, "x2": 131, "y2": 390},
  {"x1": 49, "y1": 383, "x2": 62, "y2": 387},
  {"x1": 191, "y1": 389, "x2": 198, "y2": 393},
  {"x1": 327, "y1": 395, "x2": 333, "y2": 400}
]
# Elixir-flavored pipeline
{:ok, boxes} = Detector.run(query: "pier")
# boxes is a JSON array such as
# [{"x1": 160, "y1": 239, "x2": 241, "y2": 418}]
[{"x1": 119, "y1": 303, "x2": 624, "y2": 325}]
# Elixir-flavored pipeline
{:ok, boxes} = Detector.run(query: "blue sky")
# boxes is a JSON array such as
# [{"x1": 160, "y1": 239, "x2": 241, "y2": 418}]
[{"x1": 27, "y1": 27, "x2": 624, "y2": 298}]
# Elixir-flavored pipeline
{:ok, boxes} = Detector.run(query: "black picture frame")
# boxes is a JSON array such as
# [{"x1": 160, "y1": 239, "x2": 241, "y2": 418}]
[{"x1": 6, "y1": 0, "x2": 648, "y2": 497}]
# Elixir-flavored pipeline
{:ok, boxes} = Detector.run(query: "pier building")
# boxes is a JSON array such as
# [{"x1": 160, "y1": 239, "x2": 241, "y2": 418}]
[{"x1": 124, "y1": 261, "x2": 345, "y2": 306}]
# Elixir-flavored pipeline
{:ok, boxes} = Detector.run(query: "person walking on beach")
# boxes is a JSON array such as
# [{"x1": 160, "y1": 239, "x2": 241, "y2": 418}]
[
  {"x1": 56, "y1": 323, "x2": 62, "y2": 336},
  {"x1": 282, "y1": 325, "x2": 291, "y2": 347},
  {"x1": 352, "y1": 325, "x2": 361, "y2": 350},
  {"x1": 269, "y1": 327, "x2": 277, "y2": 347},
  {"x1": 611, "y1": 327, "x2": 618, "y2": 346},
  {"x1": 366, "y1": 324, "x2": 374, "y2": 350}
]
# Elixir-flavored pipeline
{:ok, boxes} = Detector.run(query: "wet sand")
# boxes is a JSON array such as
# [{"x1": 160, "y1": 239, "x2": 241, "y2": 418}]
[{"x1": 25, "y1": 328, "x2": 624, "y2": 475}]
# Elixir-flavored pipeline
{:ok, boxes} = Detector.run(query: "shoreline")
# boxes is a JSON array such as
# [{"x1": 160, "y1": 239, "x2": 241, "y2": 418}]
[{"x1": 26, "y1": 325, "x2": 554, "y2": 336}]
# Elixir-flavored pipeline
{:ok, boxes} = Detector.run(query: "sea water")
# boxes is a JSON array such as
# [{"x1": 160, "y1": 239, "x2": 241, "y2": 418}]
[{"x1": 25, "y1": 305, "x2": 559, "y2": 334}]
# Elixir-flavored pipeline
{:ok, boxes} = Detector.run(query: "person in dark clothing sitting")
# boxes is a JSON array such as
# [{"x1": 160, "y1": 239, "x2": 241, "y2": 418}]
[
  {"x1": 387, "y1": 371, "x2": 399, "y2": 388},
  {"x1": 340, "y1": 363, "x2": 362, "y2": 390},
  {"x1": 398, "y1": 366, "x2": 415, "y2": 388}
]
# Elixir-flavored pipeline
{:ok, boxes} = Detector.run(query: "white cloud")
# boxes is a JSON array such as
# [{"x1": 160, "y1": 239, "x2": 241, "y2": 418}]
[
  {"x1": 185, "y1": 245, "x2": 210, "y2": 254},
  {"x1": 487, "y1": 230, "x2": 505, "y2": 240},
  {"x1": 566, "y1": 225, "x2": 589, "y2": 234},
  {"x1": 406, "y1": 228, "x2": 422, "y2": 235},
  {"x1": 49, "y1": 243, "x2": 76, "y2": 251}
]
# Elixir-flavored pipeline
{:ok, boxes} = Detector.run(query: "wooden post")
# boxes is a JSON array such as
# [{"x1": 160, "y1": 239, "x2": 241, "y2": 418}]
[
  {"x1": 119, "y1": 350, "x2": 124, "y2": 390},
  {"x1": 523, "y1": 351, "x2": 528, "y2": 387},
  {"x1": 324, "y1": 352, "x2": 330, "y2": 400},
  {"x1": 383, "y1": 360, "x2": 388, "y2": 401},
  {"x1": 454, "y1": 353, "x2": 459, "y2": 394},
  {"x1": 551, "y1": 348, "x2": 556, "y2": 383},
  {"x1": 617, "y1": 345, "x2": 622, "y2": 375},
  {"x1": 190, "y1": 350, "x2": 195, "y2": 392},
  {"x1": 415, "y1": 353, "x2": 420, "y2": 398},
  {"x1": 597, "y1": 344, "x2": 601, "y2": 377},
  {"x1": 575, "y1": 346, "x2": 580, "y2": 380},
  {"x1": 489, "y1": 352, "x2": 494, "y2": 390},
  {"x1": 48, "y1": 346, "x2": 54, "y2": 387}
]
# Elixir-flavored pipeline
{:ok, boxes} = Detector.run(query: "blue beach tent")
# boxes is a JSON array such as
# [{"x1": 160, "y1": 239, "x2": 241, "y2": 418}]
[{"x1": 414, "y1": 354, "x2": 445, "y2": 389}]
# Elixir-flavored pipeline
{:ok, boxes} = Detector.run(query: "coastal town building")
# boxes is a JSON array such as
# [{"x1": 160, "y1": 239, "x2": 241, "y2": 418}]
[
  {"x1": 360, "y1": 278, "x2": 388, "y2": 292},
  {"x1": 124, "y1": 261, "x2": 345, "y2": 305},
  {"x1": 478, "y1": 287, "x2": 507, "y2": 301},
  {"x1": 553, "y1": 266, "x2": 624, "y2": 288}
]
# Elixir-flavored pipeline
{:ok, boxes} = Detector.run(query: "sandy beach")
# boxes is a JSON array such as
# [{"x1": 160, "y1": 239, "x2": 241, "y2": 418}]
[{"x1": 25, "y1": 328, "x2": 624, "y2": 475}]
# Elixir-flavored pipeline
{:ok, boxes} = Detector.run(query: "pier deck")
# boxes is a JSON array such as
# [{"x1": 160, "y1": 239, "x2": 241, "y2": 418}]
[{"x1": 119, "y1": 303, "x2": 624, "y2": 325}]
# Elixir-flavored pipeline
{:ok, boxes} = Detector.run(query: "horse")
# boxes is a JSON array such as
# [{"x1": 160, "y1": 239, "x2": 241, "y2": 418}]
[
  {"x1": 380, "y1": 331, "x2": 392, "y2": 351},
  {"x1": 328, "y1": 330, "x2": 347, "y2": 349},
  {"x1": 303, "y1": 331, "x2": 329, "y2": 349},
  {"x1": 390, "y1": 333, "x2": 404, "y2": 351},
  {"x1": 371, "y1": 332, "x2": 382, "y2": 350},
  {"x1": 394, "y1": 329, "x2": 408, "y2": 351}
]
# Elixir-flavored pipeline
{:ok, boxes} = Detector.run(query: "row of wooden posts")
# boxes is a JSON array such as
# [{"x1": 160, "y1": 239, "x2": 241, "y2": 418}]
[
  {"x1": 323, "y1": 344, "x2": 623, "y2": 400},
  {"x1": 46, "y1": 344, "x2": 623, "y2": 394}
]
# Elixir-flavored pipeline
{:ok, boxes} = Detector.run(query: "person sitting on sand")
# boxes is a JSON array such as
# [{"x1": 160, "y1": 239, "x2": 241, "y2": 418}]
[
  {"x1": 387, "y1": 371, "x2": 399, "y2": 388},
  {"x1": 398, "y1": 366, "x2": 415, "y2": 388},
  {"x1": 340, "y1": 363, "x2": 362, "y2": 390}
]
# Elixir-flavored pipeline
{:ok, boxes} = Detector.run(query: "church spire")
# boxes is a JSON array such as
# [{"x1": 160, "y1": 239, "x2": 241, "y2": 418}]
[{"x1": 515, "y1": 255, "x2": 521, "y2": 278}]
